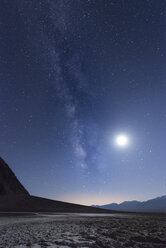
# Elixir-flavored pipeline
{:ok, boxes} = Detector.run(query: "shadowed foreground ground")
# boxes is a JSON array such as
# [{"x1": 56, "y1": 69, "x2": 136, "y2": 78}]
[{"x1": 0, "y1": 213, "x2": 166, "y2": 248}]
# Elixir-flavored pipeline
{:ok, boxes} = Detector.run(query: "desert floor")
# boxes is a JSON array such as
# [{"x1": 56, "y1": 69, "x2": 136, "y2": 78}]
[{"x1": 0, "y1": 212, "x2": 166, "y2": 248}]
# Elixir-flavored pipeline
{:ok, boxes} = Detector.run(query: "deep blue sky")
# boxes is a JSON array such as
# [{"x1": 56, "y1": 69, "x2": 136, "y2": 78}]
[{"x1": 0, "y1": 0, "x2": 166, "y2": 205}]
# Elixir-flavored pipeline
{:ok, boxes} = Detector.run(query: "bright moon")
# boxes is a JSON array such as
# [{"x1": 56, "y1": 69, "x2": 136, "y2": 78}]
[{"x1": 115, "y1": 134, "x2": 129, "y2": 147}]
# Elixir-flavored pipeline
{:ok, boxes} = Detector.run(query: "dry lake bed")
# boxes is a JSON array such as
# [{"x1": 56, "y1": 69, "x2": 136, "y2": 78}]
[{"x1": 0, "y1": 212, "x2": 166, "y2": 248}]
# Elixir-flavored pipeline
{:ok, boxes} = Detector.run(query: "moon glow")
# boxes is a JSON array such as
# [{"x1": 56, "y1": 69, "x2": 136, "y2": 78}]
[{"x1": 115, "y1": 134, "x2": 129, "y2": 147}]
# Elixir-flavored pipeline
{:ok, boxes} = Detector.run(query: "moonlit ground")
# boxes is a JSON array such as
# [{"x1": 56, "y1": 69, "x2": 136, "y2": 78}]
[{"x1": 0, "y1": 213, "x2": 166, "y2": 248}]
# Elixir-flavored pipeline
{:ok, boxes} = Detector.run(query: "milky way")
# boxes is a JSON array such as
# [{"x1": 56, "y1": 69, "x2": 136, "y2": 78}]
[{"x1": 0, "y1": 0, "x2": 166, "y2": 205}]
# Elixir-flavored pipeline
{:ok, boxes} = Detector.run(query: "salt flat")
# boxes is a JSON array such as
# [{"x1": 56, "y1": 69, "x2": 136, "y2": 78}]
[{"x1": 0, "y1": 213, "x2": 166, "y2": 248}]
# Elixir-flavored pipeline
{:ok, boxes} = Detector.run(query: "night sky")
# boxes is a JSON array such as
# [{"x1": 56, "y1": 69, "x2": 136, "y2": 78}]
[{"x1": 0, "y1": 0, "x2": 166, "y2": 205}]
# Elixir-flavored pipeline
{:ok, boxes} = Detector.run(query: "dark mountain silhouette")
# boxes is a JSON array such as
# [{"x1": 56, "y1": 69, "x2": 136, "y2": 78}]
[
  {"x1": 0, "y1": 157, "x2": 29, "y2": 196},
  {"x1": 0, "y1": 157, "x2": 112, "y2": 213},
  {"x1": 92, "y1": 196, "x2": 166, "y2": 213}
]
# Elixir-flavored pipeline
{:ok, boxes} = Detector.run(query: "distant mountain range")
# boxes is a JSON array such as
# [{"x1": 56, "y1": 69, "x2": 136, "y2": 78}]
[
  {"x1": 1, "y1": 157, "x2": 165, "y2": 213},
  {"x1": 92, "y1": 195, "x2": 166, "y2": 213}
]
